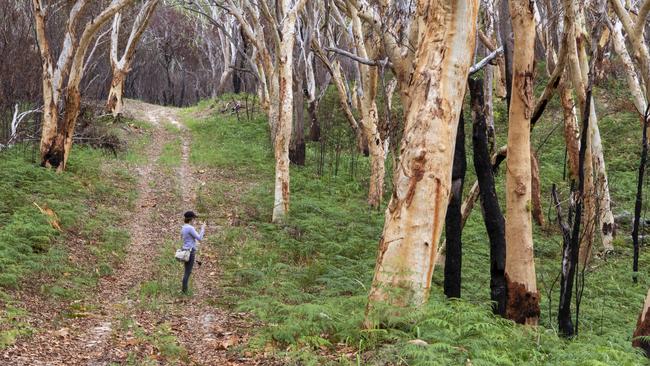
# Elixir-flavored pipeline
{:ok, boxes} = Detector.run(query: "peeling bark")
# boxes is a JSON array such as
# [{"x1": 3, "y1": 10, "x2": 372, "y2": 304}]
[
  {"x1": 560, "y1": 82, "x2": 580, "y2": 181},
  {"x1": 107, "y1": 68, "x2": 127, "y2": 117},
  {"x1": 505, "y1": 274, "x2": 541, "y2": 325},
  {"x1": 365, "y1": 0, "x2": 479, "y2": 315}
]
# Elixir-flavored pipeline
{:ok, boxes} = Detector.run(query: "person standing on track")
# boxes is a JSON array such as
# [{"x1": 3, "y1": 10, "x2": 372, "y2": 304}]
[{"x1": 181, "y1": 211, "x2": 205, "y2": 294}]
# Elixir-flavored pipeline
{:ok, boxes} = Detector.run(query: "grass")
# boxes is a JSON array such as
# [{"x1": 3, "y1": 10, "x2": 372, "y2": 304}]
[
  {"x1": 134, "y1": 237, "x2": 188, "y2": 308},
  {"x1": 0, "y1": 117, "x2": 147, "y2": 348},
  {"x1": 158, "y1": 137, "x2": 182, "y2": 167},
  {"x1": 183, "y1": 85, "x2": 650, "y2": 365}
]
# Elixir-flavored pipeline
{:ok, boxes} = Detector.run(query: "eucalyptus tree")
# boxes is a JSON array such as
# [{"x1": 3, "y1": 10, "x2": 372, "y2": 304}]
[
  {"x1": 32, "y1": 0, "x2": 135, "y2": 171},
  {"x1": 313, "y1": 2, "x2": 388, "y2": 208},
  {"x1": 107, "y1": 0, "x2": 160, "y2": 117},
  {"x1": 504, "y1": 0, "x2": 540, "y2": 326},
  {"x1": 222, "y1": 0, "x2": 309, "y2": 223},
  {"x1": 342, "y1": 0, "x2": 481, "y2": 317}
]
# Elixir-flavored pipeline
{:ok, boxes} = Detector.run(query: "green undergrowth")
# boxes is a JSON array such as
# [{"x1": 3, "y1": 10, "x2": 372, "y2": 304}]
[
  {"x1": 183, "y1": 88, "x2": 648, "y2": 365},
  {"x1": 0, "y1": 117, "x2": 149, "y2": 348}
]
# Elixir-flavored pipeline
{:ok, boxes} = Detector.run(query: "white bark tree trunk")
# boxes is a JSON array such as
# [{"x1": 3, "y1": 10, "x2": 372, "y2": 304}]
[
  {"x1": 366, "y1": 0, "x2": 479, "y2": 313},
  {"x1": 609, "y1": 19, "x2": 647, "y2": 117},
  {"x1": 107, "y1": 1, "x2": 159, "y2": 117},
  {"x1": 270, "y1": 2, "x2": 304, "y2": 223},
  {"x1": 348, "y1": 6, "x2": 386, "y2": 208},
  {"x1": 504, "y1": 0, "x2": 540, "y2": 326},
  {"x1": 34, "y1": 0, "x2": 135, "y2": 170}
]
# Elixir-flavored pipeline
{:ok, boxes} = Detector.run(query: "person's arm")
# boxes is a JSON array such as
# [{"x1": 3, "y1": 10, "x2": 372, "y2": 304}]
[{"x1": 189, "y1": 225, "x2": 205, "y2": 241}]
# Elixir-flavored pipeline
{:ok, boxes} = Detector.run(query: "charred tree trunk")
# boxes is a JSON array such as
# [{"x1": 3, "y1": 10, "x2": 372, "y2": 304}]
[
  {"x1": 469, "y1": 78, "x2": 507, "y2": 316},
  {"x1": 557, "y1": 85, "x2": 592, "y2": 338},
  {"x1": 444, "y1": 112, "x2": 467, "y2": 299},
  {"x1": 633, "y1": 111, "x2": 649, "y2": 283},
  {"x1": 42, "y1": 87, "x2": 82, "y2": 170}
]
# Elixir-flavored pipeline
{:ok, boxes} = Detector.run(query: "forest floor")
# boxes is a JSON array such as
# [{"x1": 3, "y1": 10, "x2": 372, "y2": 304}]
[{"x1": 0, "y1": 100, "x2": 273, "y2": 365}]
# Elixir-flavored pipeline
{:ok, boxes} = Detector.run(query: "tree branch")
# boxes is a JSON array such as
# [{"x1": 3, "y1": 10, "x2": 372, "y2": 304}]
[{"x1": 469, "y1": 46, "x2": 504, "y2": 75}]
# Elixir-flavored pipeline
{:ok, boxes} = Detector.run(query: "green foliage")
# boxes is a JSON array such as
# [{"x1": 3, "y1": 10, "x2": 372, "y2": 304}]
[
  {"x1": 0, "y1": 119, "x2": 141, "y2": 348},
  {"x1": 187, "y1": 89, "x2": 649, "y2": 365}
]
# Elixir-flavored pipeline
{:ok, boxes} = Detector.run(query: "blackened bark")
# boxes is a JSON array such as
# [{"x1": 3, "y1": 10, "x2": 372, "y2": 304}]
[
  {"x1": 530, "y1": 75, "x2": 561, "y2": 129},
  {"x1": 444, "y1": 111, "x2": 467, "y2": 299},
  {"x1": 557, "y1": 86, "x2": 592, "y2": 338},
  {"x1": 469, "y1": 78, "x2": 507, "y2": 316},
  {"x1": 633, "y1": 110, "x2": 649, "y2": 283},
  {"x1": 552, "y1": 183, "x2": 574, "y2": 337}
]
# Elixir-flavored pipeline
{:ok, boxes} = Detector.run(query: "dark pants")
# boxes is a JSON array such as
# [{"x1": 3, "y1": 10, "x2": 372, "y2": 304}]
[{"x1": 182, "y1": 249, "x2": 196, "y2": 293}]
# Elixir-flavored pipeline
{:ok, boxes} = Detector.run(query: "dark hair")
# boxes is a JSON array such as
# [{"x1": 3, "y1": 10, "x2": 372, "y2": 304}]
[{"x1": 184, "y1": 211, "x2": 197, "y2": 224}]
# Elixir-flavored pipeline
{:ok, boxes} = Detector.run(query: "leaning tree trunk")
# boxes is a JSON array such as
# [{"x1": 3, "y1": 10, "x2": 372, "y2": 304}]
[
  {"x1": 444, "y1": 112, "x2": 467, "y2": 299},
  {"x1": 504, "y1": 0, "x2": 540, "y2": 326},
  {"x1": 633, "y1": 288, "x2": 650, "y2": 357},
  {"x1": 469, "y1": 78, "x2": 507, "y2": 316},
  {"x1": 365, "y1": 0, "x2": 479, "y2": 316},
  {"x1": 591, "y1": 114, "x2": 615, "y2": 253}
]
